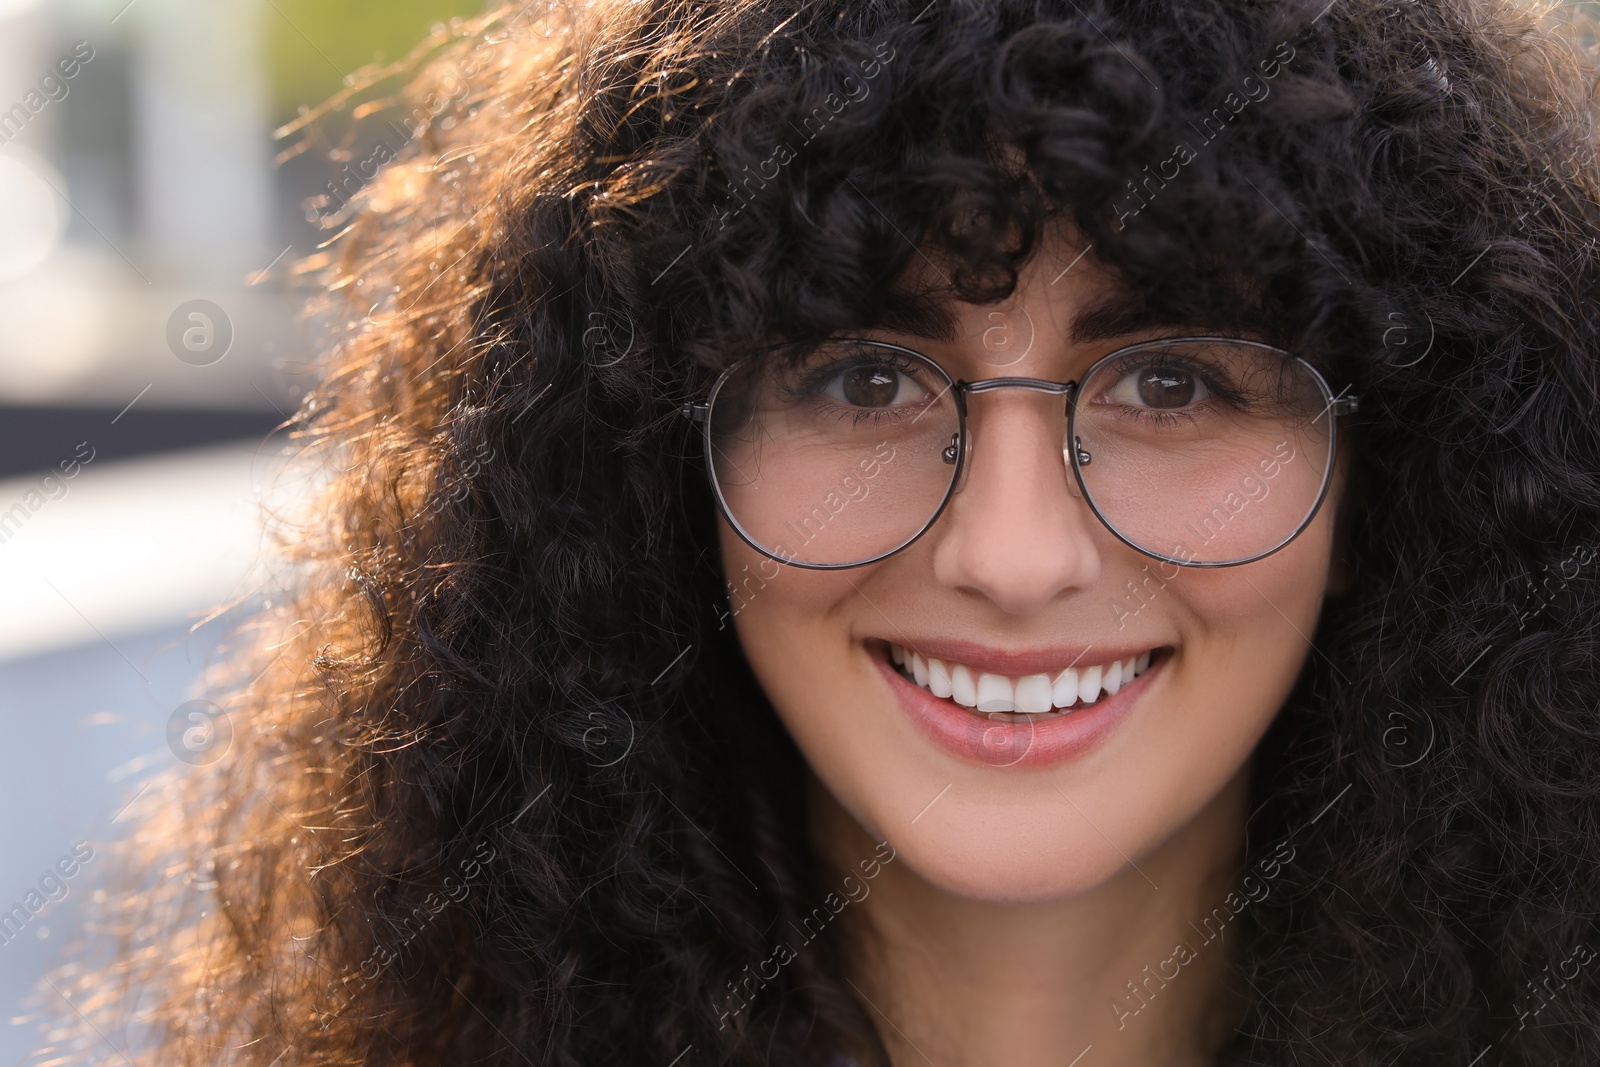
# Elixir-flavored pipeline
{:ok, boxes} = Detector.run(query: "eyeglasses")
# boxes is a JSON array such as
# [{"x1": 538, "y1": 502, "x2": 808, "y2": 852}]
[{"x1": 681, "y1": 336, "x2": 1358, "y2": 570}]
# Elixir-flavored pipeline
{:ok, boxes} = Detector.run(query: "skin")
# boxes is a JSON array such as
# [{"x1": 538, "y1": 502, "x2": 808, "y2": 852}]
[{"x1": 718, "y1": 229, "x2": 1351, "y2": 1066}]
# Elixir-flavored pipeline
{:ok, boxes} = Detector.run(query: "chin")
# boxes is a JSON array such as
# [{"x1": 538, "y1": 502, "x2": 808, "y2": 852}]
[{"x1": 888, "y1": 824, "x2": 1146, "y2": 905}]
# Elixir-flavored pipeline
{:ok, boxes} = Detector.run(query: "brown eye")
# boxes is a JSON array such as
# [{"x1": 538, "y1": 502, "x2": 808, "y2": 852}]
[
  {"x1": 827, "y1": 364, "x2": 929, "y2": 408},
  {"x1": 1137, "y1": 367, "x2": 1198, "y2": 408},
  {"x1": 842, "y1": 366, "x2": 899, "y2": 407},
  {"x1": 1104, "y1": 361, "x2": 1213, "y2": 411}
]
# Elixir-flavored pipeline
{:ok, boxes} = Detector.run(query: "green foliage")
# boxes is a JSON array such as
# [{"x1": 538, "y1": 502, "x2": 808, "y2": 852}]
[{"x1": 265, "y1": 0, "x2": 486, "y2": 123}]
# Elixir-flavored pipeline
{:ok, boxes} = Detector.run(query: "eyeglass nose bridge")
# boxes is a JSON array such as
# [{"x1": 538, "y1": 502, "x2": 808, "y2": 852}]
[{"x1": 944, "y1": 376, "x2": 1087, "y2": 496}]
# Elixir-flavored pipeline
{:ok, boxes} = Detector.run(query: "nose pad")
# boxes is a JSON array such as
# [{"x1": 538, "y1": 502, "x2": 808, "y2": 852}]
[
  {"x1": 929, "y1": 390, "x2": 1104, "y2": 608},
  {"x1": 946, "y1": 422, "x2": 1084, "y2": 499},
  {"x1": 948, "y1": 430, "x2": 971, "y2": 494},
  {"x1": 1062, "y1": 431, "x2": 1088, "y2": 499}
]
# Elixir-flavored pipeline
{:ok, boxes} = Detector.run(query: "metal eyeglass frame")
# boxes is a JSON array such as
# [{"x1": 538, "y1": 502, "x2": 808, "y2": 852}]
[{"x1": 681, "y1": 335, "x2": 1360, "y2": 571}]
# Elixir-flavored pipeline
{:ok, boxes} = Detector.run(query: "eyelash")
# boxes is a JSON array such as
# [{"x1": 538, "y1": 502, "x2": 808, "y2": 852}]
[
  {"x1": 777, "y1": 352, "x2": 933, "y2": 426},
  {"x1": 1122, "y1": 407, "x2": 1199, "y2": 429},
  {"x1": 1095, "y1": 354, "x2": 1256, "y2": 427},
  {"x1": 773, "y1": 348, "x2": 1259, "y2": 430}
]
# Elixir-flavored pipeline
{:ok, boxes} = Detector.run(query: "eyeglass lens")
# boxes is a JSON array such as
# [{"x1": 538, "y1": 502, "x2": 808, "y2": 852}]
[{"x1": 706, "y1": 339, "x2": 1336, "y2": 568}]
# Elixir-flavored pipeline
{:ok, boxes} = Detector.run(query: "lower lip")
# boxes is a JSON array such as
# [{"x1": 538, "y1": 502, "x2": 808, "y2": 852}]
[{"x1": 870, "y1": 644, "x2": 1166, "y2": 768}]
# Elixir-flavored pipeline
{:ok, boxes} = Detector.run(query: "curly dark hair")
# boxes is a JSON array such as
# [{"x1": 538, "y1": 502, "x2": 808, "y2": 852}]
[{"x1": 38, "y1": 0, "x2": 1600, "y2": 1063}]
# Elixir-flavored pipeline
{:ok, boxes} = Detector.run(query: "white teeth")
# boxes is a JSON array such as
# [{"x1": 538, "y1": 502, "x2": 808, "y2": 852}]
[
  {"x1": 976, "y1": 673, "x2": 1014, "y2": 713},
  {"x1": 1102, "y1": 659, "x2": 1123, "y2": 696},
  {"x1": 887, "y1": 643, "x2": 1158, "y2": 715},
  {"x1": 951, "y1": 664, "x2": 978, "y2": 707},
  {"x1": 1079, "y1": 664, "x2": 1103, "y2": 705},
  {"x1": 1015, "y1": 674, "x2": 1053, "y2": 714},
  {"x1": 1051, "y1": 667, "x2": 1079, "y2": 709}
]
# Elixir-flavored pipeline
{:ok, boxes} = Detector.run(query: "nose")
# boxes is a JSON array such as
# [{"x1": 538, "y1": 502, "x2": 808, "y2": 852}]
[{"x1": 928, "y1": 390, "x2": 1103, "y2": 614}]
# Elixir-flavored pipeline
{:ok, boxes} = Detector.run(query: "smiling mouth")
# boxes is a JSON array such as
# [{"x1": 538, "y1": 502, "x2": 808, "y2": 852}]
[{"x1": 880, "y1": 641, "x2": 1170, "y2": 720}]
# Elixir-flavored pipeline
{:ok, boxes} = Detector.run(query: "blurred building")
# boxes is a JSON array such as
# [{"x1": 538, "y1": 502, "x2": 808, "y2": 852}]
[
  {"x1": 0, "y1": 0, "x2": 293, "y2": 418},
  {"x1": 0, "y1": 1, "x2": 479, "y2": 1062}
]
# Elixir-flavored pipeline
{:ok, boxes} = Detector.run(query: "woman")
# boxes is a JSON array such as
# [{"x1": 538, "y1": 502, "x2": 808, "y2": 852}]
[{"x1": 46, "y1": 0, "x2": 1600, "y2": 1063}]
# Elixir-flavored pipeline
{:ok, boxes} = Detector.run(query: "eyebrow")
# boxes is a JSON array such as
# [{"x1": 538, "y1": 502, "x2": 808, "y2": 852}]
[
  {"x1": 860, "y1": 288, "x2": 961, "y2": 343},
  {"x1": 860, "y1": 286, "x2": 1194, "y2": 347},
  {"x1": 1067, "y1": 290, "x2": 1190, "y2": 345}
]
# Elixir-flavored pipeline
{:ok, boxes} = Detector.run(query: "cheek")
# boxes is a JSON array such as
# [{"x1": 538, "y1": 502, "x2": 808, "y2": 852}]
[
  {"x1": 718, "y1": 516, "x2": 874, "y2": 752},
  {"x1": 719, "y1": 517, "x2": 952, "y2": 862},
  {"x1": 1106, "y1": 511, "x2": 1335, "y2": 827},
  {"x1": 1174, "y1": 515, "x2": 1334, "y2": 657},
  {"x1": 719, "y1": 516, "x2": 848, "y2": 624},
  {"x1": 715, "y1": 488, "x2": 1337, "y2": 907}
]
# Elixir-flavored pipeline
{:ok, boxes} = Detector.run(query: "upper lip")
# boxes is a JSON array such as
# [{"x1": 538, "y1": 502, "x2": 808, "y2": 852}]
[{"x1": 871, "y1": 636, "x2": 1168, "y2": 678}]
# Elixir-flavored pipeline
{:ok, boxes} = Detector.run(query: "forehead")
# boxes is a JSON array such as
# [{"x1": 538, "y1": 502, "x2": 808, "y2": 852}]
[{"x1": 857, "y1": 234, "x2": 1190, "y2": 351}]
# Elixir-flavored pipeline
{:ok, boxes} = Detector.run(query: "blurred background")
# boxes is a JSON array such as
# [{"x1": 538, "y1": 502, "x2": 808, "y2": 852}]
[
  {"x1": 0, "y1": 0, "x2": 479, "y2": 1060},
  {"x1": 0, "y1": 0, "x2": 1593, "y2": 1061}
]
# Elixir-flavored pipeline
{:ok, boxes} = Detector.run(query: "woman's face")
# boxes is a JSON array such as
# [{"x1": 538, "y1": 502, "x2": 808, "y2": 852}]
[{"x1": 716, "y1": 238, "x2": 1349, "y2": 904}]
